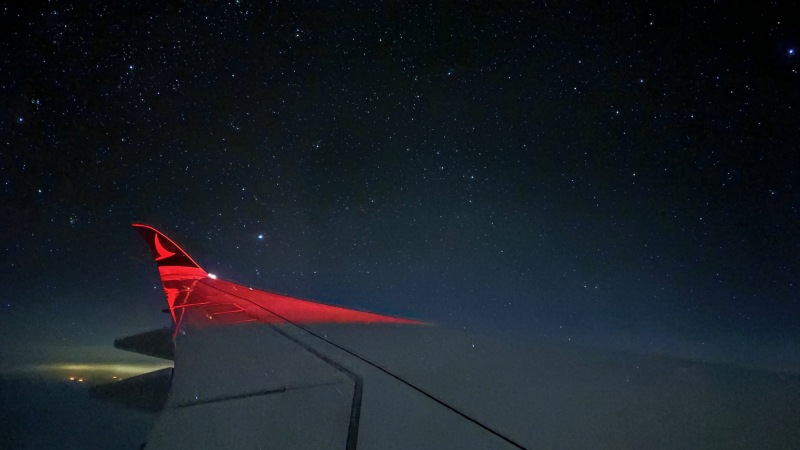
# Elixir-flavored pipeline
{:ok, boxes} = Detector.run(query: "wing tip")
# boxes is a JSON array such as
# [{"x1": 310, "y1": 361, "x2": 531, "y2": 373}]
[{"x1": 132, "y1": 223, "x2": 206, "y2": 273}]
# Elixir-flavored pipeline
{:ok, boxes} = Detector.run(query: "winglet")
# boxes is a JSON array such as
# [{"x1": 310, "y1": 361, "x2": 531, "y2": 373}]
[{"x1": 133, "y1": 224, "x2": 207, "y2": 280}]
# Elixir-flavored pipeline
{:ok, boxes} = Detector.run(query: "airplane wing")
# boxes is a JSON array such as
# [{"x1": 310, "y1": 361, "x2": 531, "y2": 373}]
[
  {"x1": 128, "y1": 224, "x2": 525, "y2": 449},
  {"x1": 108, "y1": 224, "x2": 800, "y2": 449}
]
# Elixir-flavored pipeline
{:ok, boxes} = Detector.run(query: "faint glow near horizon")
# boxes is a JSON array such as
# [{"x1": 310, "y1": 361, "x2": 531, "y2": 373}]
[{"x1": 8, "y1": 362, "x2": 173, "y2": 382}]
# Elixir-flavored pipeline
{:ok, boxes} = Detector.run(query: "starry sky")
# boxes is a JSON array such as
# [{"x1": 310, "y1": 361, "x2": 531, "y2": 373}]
[{"x1": 2, "y1": 0, "x2": 799, "y2": 377}]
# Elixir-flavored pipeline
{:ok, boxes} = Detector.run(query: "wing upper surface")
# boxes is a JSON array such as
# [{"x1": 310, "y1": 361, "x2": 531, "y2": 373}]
[
  {"x1": 129, "y1": 224, "x2": 800, "y2": 449},
  {"x1": 132, "y1": 224, "x2": 524, "y2": 449}
]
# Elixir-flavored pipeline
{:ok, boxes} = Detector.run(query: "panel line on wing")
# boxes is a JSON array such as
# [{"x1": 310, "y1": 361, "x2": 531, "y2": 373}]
[
  {"x1": 170, "y1": 302, "x2": 213, "y2": 309},
  {"x1": 192, "y1": 281, "x2": 364, "y2": 450},
  {"x1": 264, "y1": 321, "x2": 364, "y2": 450},
  {"x1": 174, "y1": 380, "x2": 348, "y2": 409}
]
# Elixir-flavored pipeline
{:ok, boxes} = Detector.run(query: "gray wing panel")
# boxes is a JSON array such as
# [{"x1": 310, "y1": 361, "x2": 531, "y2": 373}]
[
  {"x1": 146, "y1": 322, "x2": 356, "y2": 449},
  {"x1": 145, "y1": 319, "x2": 521, "y2": 449},
  {"x1": 148, "y1": 383, "x2": 354, "y2": 449}
]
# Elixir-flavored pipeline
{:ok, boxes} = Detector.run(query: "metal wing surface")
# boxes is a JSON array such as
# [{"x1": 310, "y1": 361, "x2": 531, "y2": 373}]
[
  {"x1": 130, "y1": 224, "x2": 523, "y2": 449},
  {"x1": 122, "y1": 224, "x2": 800, "y2": 449}
]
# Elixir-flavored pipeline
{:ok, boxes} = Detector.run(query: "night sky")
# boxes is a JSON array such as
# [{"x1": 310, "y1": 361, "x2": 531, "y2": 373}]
[{"x1": 2, "y1": 0, "x2": 799, "y2": 391}]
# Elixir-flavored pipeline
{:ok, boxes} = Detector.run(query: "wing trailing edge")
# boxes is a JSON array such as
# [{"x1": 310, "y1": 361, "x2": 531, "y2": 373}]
[{"x1": 91, "y1": 367, "x2": 173, "y2": 413}]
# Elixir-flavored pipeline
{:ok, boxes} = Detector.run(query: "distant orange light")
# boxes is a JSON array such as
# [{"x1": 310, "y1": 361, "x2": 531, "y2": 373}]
[
  {"x1": 78, "y1": 378, "x2": 84, "y2": 382},
  {"x1": 69, "y1": 377, "x2": 75, "y2": 381}
]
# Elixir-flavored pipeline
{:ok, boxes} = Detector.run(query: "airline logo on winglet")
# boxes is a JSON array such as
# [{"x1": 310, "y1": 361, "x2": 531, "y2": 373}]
[{"x1": 154, "y1": 234, "x2": 176, "y2": 261}]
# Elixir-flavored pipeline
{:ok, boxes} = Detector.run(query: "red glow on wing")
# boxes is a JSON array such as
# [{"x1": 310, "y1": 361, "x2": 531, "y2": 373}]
[
  {"x1": 211, "y1": 279, "x2": 422, "y2": 325},
  {"x1": 156, "y1": 275, "x2": 422, "y2": 329},
  {"x1": 134, "y1": 223, "x2": 423, "y2": 329},
  {"x1": 158, "y1": 265, "x2": 207, "y2": 281}
]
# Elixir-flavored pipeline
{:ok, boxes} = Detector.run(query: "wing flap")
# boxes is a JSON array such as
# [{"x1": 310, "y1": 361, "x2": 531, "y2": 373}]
[
  {"x1": 114, "y1": 327, "x2": 174, "y2": 360},
  {"x1": 91, "y1": 367, "x2": 173, "y2": 413}
]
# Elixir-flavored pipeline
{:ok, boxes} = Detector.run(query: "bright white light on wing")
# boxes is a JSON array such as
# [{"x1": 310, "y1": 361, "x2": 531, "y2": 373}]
[{"x1": 208, "y1": 273, "x2": 217, "y2": 279}]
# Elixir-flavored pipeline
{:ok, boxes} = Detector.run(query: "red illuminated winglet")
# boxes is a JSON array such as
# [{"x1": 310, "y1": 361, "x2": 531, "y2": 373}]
[
  {"x1": 132, "y1": 223, "x2": 424, "y2": 327},
  {"x1": 132, "y1": 223, "x2": 207, "y2": 280}
]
